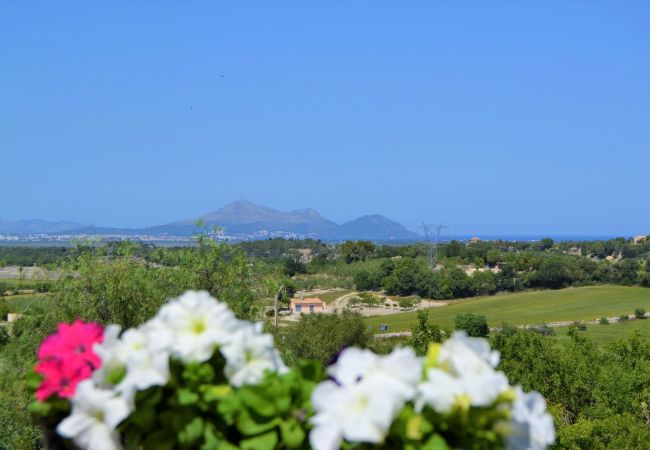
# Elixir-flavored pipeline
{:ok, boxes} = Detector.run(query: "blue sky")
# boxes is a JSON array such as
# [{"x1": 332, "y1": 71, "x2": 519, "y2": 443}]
[{"x1": 1, "y1": 1, "x2": 649, "y2": 235}]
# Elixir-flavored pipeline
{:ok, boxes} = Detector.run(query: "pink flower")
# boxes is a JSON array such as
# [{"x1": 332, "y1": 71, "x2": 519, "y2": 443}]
[
  {"x1": 35, "y1": 359, "x2": 94, "y2": 401},
  {"x1": 35, "y1": 320, "x2": 104, "y2": 401},
  {"x1": 38, "y1": 320, "x2": 104, "y2": 369}
]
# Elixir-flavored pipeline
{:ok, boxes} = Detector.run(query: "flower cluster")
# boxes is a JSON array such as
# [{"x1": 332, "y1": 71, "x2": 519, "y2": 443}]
[
  {"x1": 310, "y1": 331, "x2": 556, "y2": 450},
  {"x1": 32, "y1": 292, "x2": 555, "y2": 450},
  {"x1": 35, "y1": 320, "x2": 104, "y2": 401},
  {"x1": 37, "y1": 291, "x2": 287, "y2": 450}
]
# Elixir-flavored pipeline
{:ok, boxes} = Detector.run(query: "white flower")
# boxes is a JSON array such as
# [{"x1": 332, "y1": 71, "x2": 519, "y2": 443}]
[
  {"x1": 155, "y1": 290, "x2": 243, "y2": 362},
  {"x1": 506, "y1": 387, "x2": 555, "y2": 450},
  {"x1": 416, "y1": 332, "x2": 509, "y2": 413},
  {"x1": 438, "y1": 331, "x2": 500, "y2": 375},
  {"x1": 328, "y1": 347, "x2": 422, "y2": 401},
  {"x1": 309, "y1": 347, "x2": 420, "y2": 450},
  {"x1": 92, "y1": 324, "x2": 170, "y2": 403},
  {"x1": 92, "y1": 325, "x2": 124, "y2": 388},
  {"x1": 221, "y1": 322, "x2": 287, "y2": 387},
  {"x1": 57, "y1": 380, "x2": 130, "y2": 450},
  {"x1": 114, "y1": 328, "x2": 170, "y2": 404},
  {"x1": 309, "y1": 378, "x2": 402, "y2": 450}
]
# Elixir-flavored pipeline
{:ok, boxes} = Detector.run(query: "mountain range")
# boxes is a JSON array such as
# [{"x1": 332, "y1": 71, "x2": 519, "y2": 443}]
[{"x1": 0, "y1": 200, "x2": 419, "y2": 241}]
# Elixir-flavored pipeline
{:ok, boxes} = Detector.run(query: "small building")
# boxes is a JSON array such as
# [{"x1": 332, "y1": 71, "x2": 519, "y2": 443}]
[
  {"x1": 469, "y1": 237, "x2": 481, "y2": 244},
  {"x1": 290, "y1": 297, "x2": 326, "y2": 314},
  {"x1": 633, "y1": 235, "x2": 647, "y2": 245}
]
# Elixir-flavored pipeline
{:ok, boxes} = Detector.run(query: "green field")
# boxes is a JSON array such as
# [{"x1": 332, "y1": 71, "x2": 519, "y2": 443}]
[
  {"x1": 366, "y1": 286, "x2": 650, "y2": 332},
  {"x1": 2, "y1": 294, "x2": 52, "y2": 314},
  {"x1": 311, "y1": 290, "x2": 353, "y2": 304},
  {"x1": 554, "y1": 319, "x2": 650, "y2": 345}
]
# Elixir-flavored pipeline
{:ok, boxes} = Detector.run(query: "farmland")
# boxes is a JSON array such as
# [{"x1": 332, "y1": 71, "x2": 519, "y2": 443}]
[{"x1": 366, "y1": 285, "x2": 650, "y2": 332}]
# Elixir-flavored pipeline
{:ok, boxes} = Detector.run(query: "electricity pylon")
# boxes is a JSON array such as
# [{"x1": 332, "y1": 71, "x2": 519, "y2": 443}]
[{"x1": 422, "y1": 224, "x2": 449, "y2": 269}]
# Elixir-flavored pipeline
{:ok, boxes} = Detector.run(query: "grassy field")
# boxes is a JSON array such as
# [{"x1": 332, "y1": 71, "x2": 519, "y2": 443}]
[
  {"x1": 366, "y1": 285, "x2": 650, "y2": 332},
  {"x1": 554, "y1": 318, "x2": 650, "y2": 345},
  {"x1": 315, "y1": 290, "x2": 354, "y2": 304},
  {"x1": 2, "y1": 294, "x2": 52, "y2": 314}
]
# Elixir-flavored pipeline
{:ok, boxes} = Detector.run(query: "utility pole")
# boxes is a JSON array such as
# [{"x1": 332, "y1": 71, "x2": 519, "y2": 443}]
[{"x1": 274, "y1": 284, "x2": 284, "y2": 330}]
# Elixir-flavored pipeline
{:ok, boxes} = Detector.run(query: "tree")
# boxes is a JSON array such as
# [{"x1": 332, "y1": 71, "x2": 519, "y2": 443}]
[
  {"x1": 383, "y1": 258, "x2": 423, "y2": 296},
  {"x1": 455, "y1": 313, "x2": 489, "y2": 337},
  {"x1": 531, "y1": 257, "x2": 573, "y2": 289},
  {"x1": 354, "y1": 269, "x2": 381, "y2": 291},
  {"x1": 282, "y1": 258, "x2": 307, "y2": 277},
  {"x1": 471, "y1": 270, "x2": 497, "y2": 296},
  {"x1": 409, "y1": 311, "x2": 445, "y2": 356},
  {"x1": 539, "y1": 238, "x2": 554, "y2": 251},
  {"x1": 341, "y1": 241, "x2": 376, "y2": 264}
]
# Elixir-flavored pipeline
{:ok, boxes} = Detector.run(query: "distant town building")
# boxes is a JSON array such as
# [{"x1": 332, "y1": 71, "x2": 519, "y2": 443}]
[
  {"x1": 290, "y1": 297, "x2": 326, "y2": 314},
  {"x1": 633, "y1": 235, "x2": 647, "y2": 245},
  {"x1": 469, "y1": 237, "x2": 481, "y2": 244}
]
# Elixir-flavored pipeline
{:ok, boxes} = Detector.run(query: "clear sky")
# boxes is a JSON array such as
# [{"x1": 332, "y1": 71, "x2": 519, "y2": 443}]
[{"x1": 1, "y1": 1, "x2": 649, "y2": 235}]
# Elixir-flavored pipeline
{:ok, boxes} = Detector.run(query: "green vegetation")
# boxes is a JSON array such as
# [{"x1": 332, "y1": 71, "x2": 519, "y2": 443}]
[
  {"x1": 492, "y1": 328, "x2": 650, "y2": 447},
  {"x1": 2, "y1": 236, "x2": 650, "y2": 449},
  {"x1": 280, "y1": 309, "x2": 372, "y2": 366},
  {"x1": 367, "y1": 285, "x2": 650, "y2": 332},
  {"x1": 554, "y1": 319, "x2": 650, "y2": 346},
  {"x1": 455, "y1": 312, "x2": 489, "y2": 337}
]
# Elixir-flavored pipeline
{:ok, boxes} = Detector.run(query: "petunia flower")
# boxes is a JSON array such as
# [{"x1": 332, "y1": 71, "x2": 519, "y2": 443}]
[
  {"x1": 154, "y1": 291, "x2": 244, "y2": 362},
  {"x1": 35, "y1": 359, "x2": 94, "y2": 401},
  {"x1": 310, "y1": 377, "x2": 403, "y2": 450},
  {"x1": 57, "y1": 380, "x2": 130, "y2": 450},
  {"x1": 505, "y1": 387, "x2": 555, "y2": 450},
  {"x1": 309, "y1": 347, "x2": 421, "y2": 450},
  {"x1": 416, "y1": 331, "x2": 510, "y2": 413},
  {"x1": 327, "y1": 347, "x2": 422, "y2": 402},
  {"x1": 38, "y1": 320, "x2": 104, "y2": 370},
  {"x1": 221, "y1": 322, "x2": 287, "y2": 387}
]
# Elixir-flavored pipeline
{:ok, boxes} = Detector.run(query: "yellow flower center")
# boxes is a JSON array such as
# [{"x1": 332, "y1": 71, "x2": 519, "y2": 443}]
[{"x1": 191, "y1": 318, "x2": 207, "y2": 334}]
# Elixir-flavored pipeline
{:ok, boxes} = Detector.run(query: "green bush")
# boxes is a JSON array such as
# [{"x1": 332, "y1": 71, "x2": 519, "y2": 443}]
[
  {"x1": 409, "y1": 311, "x2": 445, "y2": 355},
  {"x1": 455, "y1": 312, "x2": 489, "y2": 337},
  {"x1": 619, "y1": 314, "x2": 629, "y2": 322},
  {"x1": 634, "y1": 307, "x2": 646, "y2": 319},
  {"x1": 281, "y1": 309, "x2": 372, "y2": 365},
  {"x1": 599, "y1": 317, "x2": 609, "y2": 325}
]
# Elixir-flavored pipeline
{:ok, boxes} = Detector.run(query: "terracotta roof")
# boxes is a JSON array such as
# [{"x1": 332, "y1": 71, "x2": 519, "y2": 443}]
[{"x1": 291, "y1": 297, "x2": 325, "y2": 305}]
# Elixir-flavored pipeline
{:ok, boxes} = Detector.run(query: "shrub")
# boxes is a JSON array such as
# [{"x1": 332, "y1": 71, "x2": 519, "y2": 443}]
[
  {"x1": 619, "y1": 314, "x2": 629, "y2": 322},
  {"x1": 398, "y1": 297, "x2": 418, "y2": 309},
  {"x1": 599, "y1": 317, "x2": 609, "y2": 325},
  {"x1": 529, "y1": 323, "x2": 555, "y2": 336},
  {"x1": 573, "y1": 321, "x2": 587, "y2": 331},
  {"x1": 409, "y1": 311, "x2": 445, "y2": 355},
  {"x1": 455, "y1": 313, "x2": 489, "y2": 337},
  {"x1": 634, "y1": 308, "x2": 646, "y2": 319},
  {"x1": 282, "y1": 309, "x2": 372, "y2": 365},
  {"x1": 0, "y1": 300, "x2": 10, "y2": 321}
]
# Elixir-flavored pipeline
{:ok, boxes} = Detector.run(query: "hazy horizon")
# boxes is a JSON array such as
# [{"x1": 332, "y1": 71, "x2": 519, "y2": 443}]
[{"x1": 2, "y1": 2, "x2": 649, "y2": 235}]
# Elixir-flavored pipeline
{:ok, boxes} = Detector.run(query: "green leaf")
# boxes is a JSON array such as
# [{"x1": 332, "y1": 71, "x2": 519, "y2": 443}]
[
  {"x1": 128, "y1": 406, "x2": 155, "y2": 429},
  {"x1": 201, "y1": 384, "x2": 232, "y2": 403},
  {"x1": 178, "y1": 388, "x2": 200, "y2": 405},
  {"x1": 236, "y1": 409, "x2": 280, "y2": 435},
  {"x1": 27, "y1": 400, "x2": 51, "y2": 417},
  {"x1": 240, "y1": 431, "x2": 278, "y2": 450},
  {"x1": 238, "y1": 386, "x2": 276, "y2": 417},
  {"x1": 178, "y1": 417, "x2": 205, "y2": 445},
  {"x1": 25, "y1": 370, "x2": 43, "y2": 391},
  {"x1": 423, "y1": 434, "x2": 450, "y2": 450},
  {"x1": 141, "y1": 429, "x2": 176, "y2": 450},
  {"x1": 279, "y1": 419, "x2": 306, "y2": 449},
  {"x1": 201, "y1": 423, "x2": 221, "y2": 450}
]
